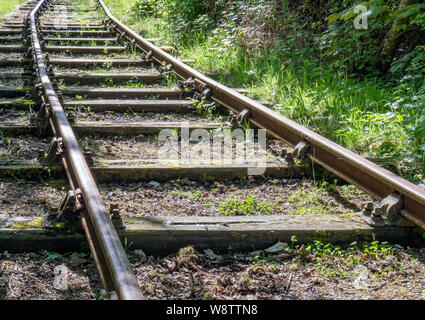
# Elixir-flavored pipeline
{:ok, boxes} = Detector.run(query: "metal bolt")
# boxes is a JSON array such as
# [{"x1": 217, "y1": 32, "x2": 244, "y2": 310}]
[
  {"x1": 363, "y1": 201, "x2": 374, "y2": 216},
  {"x1": 110, "y1": 204, "x2": 125, "y2": 230},
  {"x1": 110, "y1": 203, "x2": 120, "y2": 219},
  {"x1": 83, "y1": 148, "x2": 94, "y2": 167},
  {"x1": 285, "y1": 152, "x2": 294, "y2": 163}
]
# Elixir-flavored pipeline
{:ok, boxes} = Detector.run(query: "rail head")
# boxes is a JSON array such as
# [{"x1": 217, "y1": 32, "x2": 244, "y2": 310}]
[
  {"x1": 98, "y1": 0, "x2": 425, "y2": 227},
  {"x1": 29, "y1": 0, "x2": 143, "y2": 300}
]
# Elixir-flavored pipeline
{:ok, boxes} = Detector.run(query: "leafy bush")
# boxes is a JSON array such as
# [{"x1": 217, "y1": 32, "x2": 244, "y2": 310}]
[
  {"x1": 131, "y1": 0, "x2": 229, "y2": 43},
  {"x1": 329, "y1": 1, "x2": 424, "y2": 74},
  {"x1": 132, "y1": 0, "x2": 159, "y2": 17}
]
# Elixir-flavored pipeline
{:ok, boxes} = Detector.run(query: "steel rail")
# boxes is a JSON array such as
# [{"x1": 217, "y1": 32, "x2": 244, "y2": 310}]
[
  {"x1": 98, "y1": 0, "x2": 425, "y2": 228},
  {"x1": 30, "y1": 0, "x2": 143, "y2": 300}
]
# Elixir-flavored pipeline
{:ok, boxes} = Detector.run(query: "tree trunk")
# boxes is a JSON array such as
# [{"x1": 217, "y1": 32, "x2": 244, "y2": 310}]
[{"x1": 377, "y1": 0, "x2": 415, "y2": 73}]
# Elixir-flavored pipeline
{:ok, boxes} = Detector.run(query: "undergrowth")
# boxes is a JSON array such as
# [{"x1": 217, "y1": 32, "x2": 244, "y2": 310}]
[{"x1": 104, "y1": 0, "x2": 425, "y2": 186}]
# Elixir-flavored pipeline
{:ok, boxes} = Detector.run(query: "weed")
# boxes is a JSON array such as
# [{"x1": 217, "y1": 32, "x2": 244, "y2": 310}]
[
  {"x1": 42, "y1": 250, "x2": 63, "y2": 260},
  {"x1": 287, "y1": 187, "x2": 330, "y2": 215},
  {"x1": 250, "y1": 251, "x2": 279, "y2": 265},
  {"x1": 177, "y1": 246, "x2": 197, "y2": 263},
  {"x1": 218, "y1": 195, "x2": 274, "y2": 216}
]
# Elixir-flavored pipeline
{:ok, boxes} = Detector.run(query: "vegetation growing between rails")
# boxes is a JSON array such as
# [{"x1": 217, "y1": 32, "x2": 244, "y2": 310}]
[
  {"x1": 104, "y1": 0, "x2": 425, "y2": 187},
  {"x1": 249, "y1": 239, "x2": 421, "y2": 281},
  {"x1": 170, "y1": 241, "x2": 425, "y2": 299},
  {"x1": 218, "y1": 195, "x2": 275, "y2": 215}
]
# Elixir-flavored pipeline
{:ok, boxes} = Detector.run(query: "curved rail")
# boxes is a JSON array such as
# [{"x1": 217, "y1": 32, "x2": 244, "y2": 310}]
[
  {"x1": 98, "y1": 0, "x2": 425, "y2": 229},
  {"x1": 30, "y1": 0, "x2": 143, "y2": 300}
]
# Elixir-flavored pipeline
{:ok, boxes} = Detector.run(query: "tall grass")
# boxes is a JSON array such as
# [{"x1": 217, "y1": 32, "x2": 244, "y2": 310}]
[
  {"x1": 104, "y1": 0, "x2": 148, "y2": 33},
  {"x1": 104, "y1": 0, "x2": 138, "y2": 12},
  {"x1": 175, "y1": 34, "x2": 406, "y2": 160},
  {"x1": 102, "y1": 0, "x2": 423, "y2": 185},
  {"x1": 106, "y1": 0, "x2": 407, "y2": 157},
  {"x1": 0, "y1": 0, "x2": 26, "y2": 22}
]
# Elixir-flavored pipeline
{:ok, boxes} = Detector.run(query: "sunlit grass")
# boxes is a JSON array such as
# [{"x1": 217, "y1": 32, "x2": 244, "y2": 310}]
[
  {"x1": 113, "y1": 10, "x2": 408, "y2": 158},
  {"x1": 104, "y1": 0, "x2": 138, "y2": 12},
  {"x1": 0, "y1": 0, "x2": 26, "y2": 22},
  {"x1": 174, "y1": 31, "x2": 407, "y2": 160},
  {"x1": 99, "y1": 0, "x2": 423, "y2": 185}
]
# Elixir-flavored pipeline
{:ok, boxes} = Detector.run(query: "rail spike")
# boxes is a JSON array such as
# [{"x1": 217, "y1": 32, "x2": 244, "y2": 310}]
[
  {"x1": 110, "y1": 204, "x2": 125, "y2": 230},
  {"x1": 44, "y1": 189, "x2": 84, "y2": 232},
  {"x1": 177, "y1": 77, "x2": 195, "y2": 89},
  {"x1": 277, "y1": 141, "x2": 309, "y2": 164},
  {"x1": 227, "y1": 107, "x2": 251, "y2": 129},
  {"x1": 34, "y1": 102, "x2": 51, "y2": 136},
  {"x1": 359, "y1": 192, "x2": 414, "y2": 227},
  {"x1": 38, "y1": 136, "x2": 64, "y2": 166}
]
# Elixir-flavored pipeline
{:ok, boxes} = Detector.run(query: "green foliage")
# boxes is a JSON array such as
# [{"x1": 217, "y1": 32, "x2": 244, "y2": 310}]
[
  {"x1": 121, "y1": 0, "x2": 425, "y2": 185},
  {"x1": 287, "y1": 187, "x2": 331, "y2": 215},
  {"x1": 322, "y1": 0, "x2": 425, "y2": 75},
  {"x1": 132, "y1": 0, "x2": 159, "y2": 17},
  {"x1": 305, "y1": 241, "x2": 344, "y2": 258},
  {"x1": 193, "y1": 99, "x2": 217, "y2": 118},
  {"x1": 248, "y1": 240, "x2": 397, "y2": 271},
  {"x1": 130, "y1": 0, "x2": 228, "y2": 43},
  {"x1": 41, "y1": 250, "x2": 63, "y2": 260},
  {"x1": 218, "y1": 195, "x2": 274, "y2": 215},
  {"x1": 0, "y1": 0, "x2": 26, "y2": 22},
  {"x1": 250, "y1": 251, "x2": 279, "y2": 264},
  {"x1": 300, "y1": 240, "x2": 393, "y2": 262}
]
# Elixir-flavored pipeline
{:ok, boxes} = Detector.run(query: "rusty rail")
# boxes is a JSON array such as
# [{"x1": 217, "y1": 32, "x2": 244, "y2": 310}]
[
  {"x1": 30, "y1": 0, "x2": 143, "y2": 300},
  {"x1": 98, "y1": 0, "x2": 425, "y2": 229}
]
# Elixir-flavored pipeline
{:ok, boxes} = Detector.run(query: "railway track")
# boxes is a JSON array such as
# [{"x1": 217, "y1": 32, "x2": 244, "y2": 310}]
[{"x1": 1, "y1": 0, "x2": 425, "y2": 300}]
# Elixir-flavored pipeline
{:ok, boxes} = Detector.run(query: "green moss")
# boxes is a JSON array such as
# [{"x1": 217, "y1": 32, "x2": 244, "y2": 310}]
[
  {"x1": 231, "y1": 232, "x2": 247, "y2": 240},
  {"x1": 54, "y1": 222, "x2": 66, "y2": 229},
  {"x1": 8, "y1": 217, "x2": 44, "y2": 229},
  {"x1": 0, "y1": 166, "x2": 63, "y2": 181}
]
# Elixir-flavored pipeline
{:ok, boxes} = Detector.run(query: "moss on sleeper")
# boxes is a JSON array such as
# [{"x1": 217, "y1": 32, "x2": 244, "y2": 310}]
[{"x1": 7, "y1": 217, "x2": 44, "y2": 229}]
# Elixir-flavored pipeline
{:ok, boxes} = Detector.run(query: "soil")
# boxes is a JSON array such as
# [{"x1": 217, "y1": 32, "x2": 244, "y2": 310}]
[
  {"x1": 0, "y1": 53, "x2": 23, "y2": 60},
  {"x1": 0, "y1": 135, "x2": 49, "y2": 160},
  {"x1": 0, "y1": 108, "x2": 30, "y2": 123},
  {"x1": 60, "y1": 83, "x2": 173, "y2": 90},
  {"x1": 73, "y1": 111, "x2": 222, "y2": 123},
  {"x1": 0, "y1": 251, "x2": 101, "y2": 300},
  {"x1": 0, "y1": 67, "x2": 25, "y2": 73},
  {"x1": 56, "y1": 66, "x2": 159, "y2": 73},
  {"x1": 79, "y1": 133, "x2": 280, "y2": 167},
  {"x1": 129, "y1": 245, "x2": 425, "y2": 300},
  {"x1": 0, "y1": 179, "x2": 65, "y2": 217},
  {"x1": 48, "y1": 52, "x2": 145, "y2": 60},
  {"x1": 2, "y1": 243, "x2": 425, "y2": 300},
  {"x1": 100, "y1": 178, "x2": 372, "y2": 218},
  {"x1": 0, "y1": 78, "x2": 25, "y2": 87}
]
